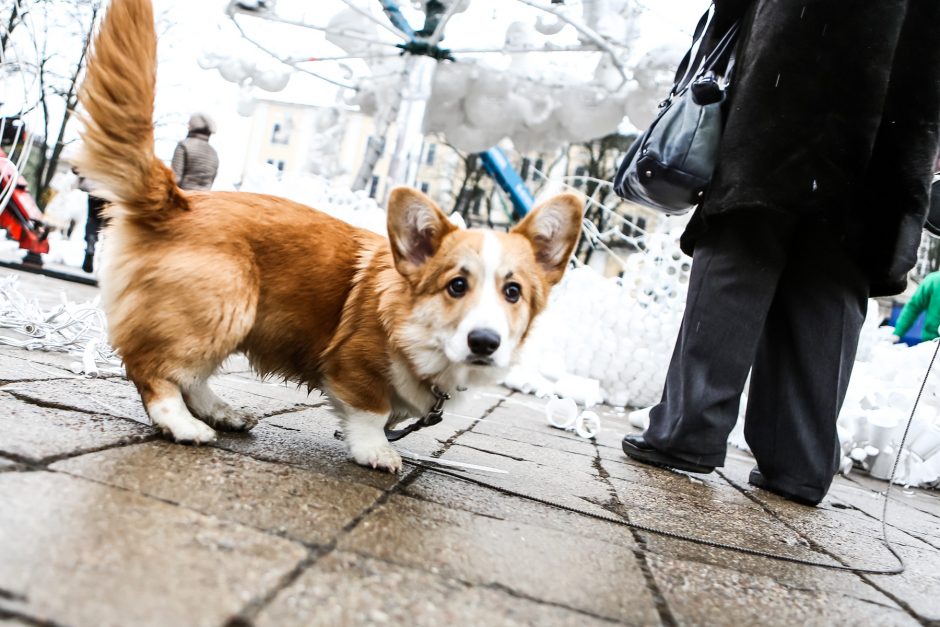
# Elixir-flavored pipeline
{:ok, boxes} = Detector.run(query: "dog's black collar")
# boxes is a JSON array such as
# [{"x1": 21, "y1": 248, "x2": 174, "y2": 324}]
[{"x1": 384, "y1": 385, "x2": 450, "y2": 442}]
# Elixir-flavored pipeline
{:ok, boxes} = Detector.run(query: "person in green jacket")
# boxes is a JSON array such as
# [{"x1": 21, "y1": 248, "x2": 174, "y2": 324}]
[{"x1": 894, "y1": 271, "x2": 940, "y2": 342}]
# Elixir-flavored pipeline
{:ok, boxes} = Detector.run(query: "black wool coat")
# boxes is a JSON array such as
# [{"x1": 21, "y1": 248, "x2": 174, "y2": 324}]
[{"x1": 681, "y1": 0, "x2": 940, "y2": 296}]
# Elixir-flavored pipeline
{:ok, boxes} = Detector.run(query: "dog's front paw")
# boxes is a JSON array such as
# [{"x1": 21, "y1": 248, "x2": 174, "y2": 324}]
[
  {"x1": 163, "y1": 418, "x2": 217, "y2": 445},
  {"x1": 349, "y1": 440, "x2": 402, "y2": 474},
  {"x1": 206, "y1": 406, "x2": 259, "y2": 432}
]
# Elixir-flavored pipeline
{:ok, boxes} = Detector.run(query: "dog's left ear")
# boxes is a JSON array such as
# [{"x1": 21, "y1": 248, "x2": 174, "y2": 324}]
[
  {"x1": 511, "y1": 193, "x2": 583, "y2": 285},
  {"x1": 387, "y1": 187, "x2": 457, "y2": 280}
]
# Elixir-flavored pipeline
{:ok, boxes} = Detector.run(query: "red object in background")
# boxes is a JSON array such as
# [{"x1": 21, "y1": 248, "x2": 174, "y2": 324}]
[{"x1": 0, "y1": 148, "x2": 49, "y2": 261}]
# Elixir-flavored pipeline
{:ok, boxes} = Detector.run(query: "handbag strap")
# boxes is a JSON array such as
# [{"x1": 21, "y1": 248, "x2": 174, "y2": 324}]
[
  {"x1": 697, "y1": 21, "x2": 740, "y2": 79},
  {"x1": 669, "y1": 4, "x2": 741, "y2": 98},
  {"x1": 670, "y1": 7, "x2": 712, "y2": 96}
]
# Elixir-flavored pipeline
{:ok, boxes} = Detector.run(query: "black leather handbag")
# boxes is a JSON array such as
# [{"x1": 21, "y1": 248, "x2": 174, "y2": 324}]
[
  {"x1": 613, "y1": 11, "x2": 740, "y2": 215},
  {"x1": 926, "y1": 178, "x2": 940, "y2": 236}
]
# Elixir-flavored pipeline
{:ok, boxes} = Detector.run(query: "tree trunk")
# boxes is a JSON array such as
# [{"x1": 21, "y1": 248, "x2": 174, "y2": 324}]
[
  {"x1": 37, "y1": 3, "x2": 97, "y2": 206},
  {"x1": 0, "y1": 2, "x2": 19, "y2": 54}
]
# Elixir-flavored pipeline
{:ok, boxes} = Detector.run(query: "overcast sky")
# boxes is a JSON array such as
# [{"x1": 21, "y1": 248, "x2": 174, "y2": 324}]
[{"x1": 14, "y1": 0, "x2": 708, "y2": 189}]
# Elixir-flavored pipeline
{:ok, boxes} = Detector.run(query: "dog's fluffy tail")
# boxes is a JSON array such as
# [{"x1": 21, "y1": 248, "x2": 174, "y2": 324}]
[{"x1": 76, "y1": 0, "x2": 188, "y2": 223}]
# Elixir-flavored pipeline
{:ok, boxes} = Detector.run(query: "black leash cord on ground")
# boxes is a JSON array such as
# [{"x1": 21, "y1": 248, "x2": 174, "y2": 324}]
[{"x1": 405, "y1": 339, "x2": 940, "y2": 576}]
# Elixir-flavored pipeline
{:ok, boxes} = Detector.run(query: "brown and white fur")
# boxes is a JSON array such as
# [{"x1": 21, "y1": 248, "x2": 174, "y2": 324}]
[{"x1": 76, "y1": 0, "x2": 583, "y2": 473}]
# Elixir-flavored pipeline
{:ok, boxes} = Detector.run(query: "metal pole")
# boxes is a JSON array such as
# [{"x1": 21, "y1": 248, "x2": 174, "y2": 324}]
[{"x1": 382, "y1": 54, "x2": 436, "y2": 203}]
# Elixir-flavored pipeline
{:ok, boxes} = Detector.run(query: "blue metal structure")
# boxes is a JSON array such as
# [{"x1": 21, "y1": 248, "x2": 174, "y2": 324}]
[
  {"x1": 378, "y1": 0, "x2": 415, "y2": 38},
  {"x1": 480, "y1": 147, "x2": 535, "y2": 219},
  {"x1": 375, "y1": 2, "x2": 534, "y2": 220}
]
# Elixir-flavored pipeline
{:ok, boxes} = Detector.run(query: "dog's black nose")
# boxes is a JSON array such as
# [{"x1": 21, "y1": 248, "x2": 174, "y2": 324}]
[{"x1": 468, "y1": 328, "x2": 501, "y2": 356}]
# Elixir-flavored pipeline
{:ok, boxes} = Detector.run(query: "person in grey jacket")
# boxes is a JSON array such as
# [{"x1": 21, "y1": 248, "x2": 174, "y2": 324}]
[{"x1": 171, "y1": 113, "x2": 219, "y2": 191}]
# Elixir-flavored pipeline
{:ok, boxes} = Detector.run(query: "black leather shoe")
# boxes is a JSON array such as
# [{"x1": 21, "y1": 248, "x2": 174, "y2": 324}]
[
  {"x1": 748, "y1": 467, "x2": 820, "y2": 507},
  {"x1": 621, "y1": 434, "x2": 715, "y2": 474},
  {"x1": 82, "y1": 252, "x2": 94, "y2": 274}
]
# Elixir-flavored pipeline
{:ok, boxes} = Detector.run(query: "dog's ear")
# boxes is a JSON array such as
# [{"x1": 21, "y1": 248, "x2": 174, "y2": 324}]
[
  {"x1": 511, "y1": 193, "x2": 583, "y2": 285},
  {"x1": 387, "y1": 187, "x2": 457, "y2": 280}
]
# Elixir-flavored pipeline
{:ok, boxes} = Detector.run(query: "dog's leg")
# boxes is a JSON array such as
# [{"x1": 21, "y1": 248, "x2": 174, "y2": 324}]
[
  {"x1": 344, "y1": 410, "x2": 402, "y2": 473},
  {"x1": 183, "y1": 378, "x2": 258, "y2": 432},
  {"x1": 140, "y1": 379, "x2": 217, "y2": 444}
]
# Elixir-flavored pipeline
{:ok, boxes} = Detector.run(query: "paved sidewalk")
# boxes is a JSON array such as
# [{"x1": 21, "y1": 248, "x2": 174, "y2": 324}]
[{"x1": 0, "y1": 270, "x2": 939, "y2": 626}]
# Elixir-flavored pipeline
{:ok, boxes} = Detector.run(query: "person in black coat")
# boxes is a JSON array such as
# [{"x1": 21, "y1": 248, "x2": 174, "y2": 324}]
[{"x1": 622, "y1": 0, "x2": 940, "y2": 505}]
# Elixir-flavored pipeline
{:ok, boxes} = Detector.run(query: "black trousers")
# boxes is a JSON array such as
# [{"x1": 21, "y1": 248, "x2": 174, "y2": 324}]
[
  {"x1": 85, "y1": 195, "x2": 107, "y2": 255},
  {"x1": 644, "y1": 211, "x2": 868, "y2": 502}
]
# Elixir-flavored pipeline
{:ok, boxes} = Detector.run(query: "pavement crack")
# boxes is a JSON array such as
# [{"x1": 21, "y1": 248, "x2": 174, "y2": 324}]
[
  {"x1": 0, "y1": 588, "x2": 27, "y2": 602},
  {"x1": 38, "y1": 434, "x2": 160, "y2": 466},
  {"x1": 3, "y1": 389, "x2": 140, "y2": 424},
  {"x1": 479, "y1": 582, "x2": 623, "y2": 624},
  {"x1": 844, "y1": 475, "x2": 940, "y2": 523},
  {"x1": 591, "y1": 444, "x2": 679, "y2": 627},
  {"x1": 264, "y1": 422, "x2": 301, "y2": 432},
  {"x1": 453, "y1": 443, "x2": 526, "y2": 462},
  {"x1": 224, "y1": 547, "x2": 323, "y2": 627},
  {"x1": 257, "y1": 405, "x2": 311, "y2": 419},
  {"x1": 0, "y1": 607, "x2": 66, "y2": 627}
]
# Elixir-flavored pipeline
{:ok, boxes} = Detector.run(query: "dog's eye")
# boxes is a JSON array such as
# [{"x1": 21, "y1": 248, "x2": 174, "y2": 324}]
[
  {"x1": 503, "y1": 282, "x2": 522, "y2": 303},
  {"x1": 447, "y1": 277, "x2": 468, "y2": 298}
]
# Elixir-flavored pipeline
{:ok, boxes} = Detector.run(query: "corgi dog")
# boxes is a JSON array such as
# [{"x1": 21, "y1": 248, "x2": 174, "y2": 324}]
[{"x1": 76, "y1": 0, "x2": 583, "y2": 472}]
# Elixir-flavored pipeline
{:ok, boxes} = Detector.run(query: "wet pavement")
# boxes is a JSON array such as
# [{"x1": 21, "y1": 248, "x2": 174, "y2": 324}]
[{"x1": 0, "y1": 269, "x2": 939, "y2": 626}]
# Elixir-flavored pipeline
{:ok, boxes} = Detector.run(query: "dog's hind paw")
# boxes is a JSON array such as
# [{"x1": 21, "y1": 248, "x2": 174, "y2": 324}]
[
  {"x1": 349, "y1": 440, "x2": 402, "y2": 474},
  {"x1": 206, "y1": 406, "x2": 259, "y2": 432}
]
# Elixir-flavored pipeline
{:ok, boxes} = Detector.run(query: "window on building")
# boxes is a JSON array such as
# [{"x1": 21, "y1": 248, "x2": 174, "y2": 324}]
[
  {"x1": 420, "y1": 182, "x2": 430, "y2": 194},
  {"x1": 425, "y1": 144, "x2": 436, "y2": 166},
  {"x1": 369, "y1": 175, "x2": 380, "y2": 199},
  {"x1": 520, "y1": 157, "x2": 531, "y2": 181},
  {"x1": 270, "y1": 115, "x2": 293, "y2": 145}
]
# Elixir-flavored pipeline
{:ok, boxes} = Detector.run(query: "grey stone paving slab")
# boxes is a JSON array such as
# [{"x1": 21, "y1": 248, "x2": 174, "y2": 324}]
[
  {"x1": 435, "y1": 441, "x2": 614, "y2": 515},
  {"x1": 0, "y1": 392, "x2": 151, "y2": 463},
  {"x1": 52, "y1": 441, "x2": 383, "y2": 546},
  {"x1": 404, "y1": 471, "x2": 635, "y2": 549},
  {"x1": 598, "y1": 466, "x2": 899, "y2": 607},
  {"x1": 0, "y1": 346, "x2": 122, "y2": 378},
  {"x1": 601, "y1": 453, "x2": 743, "y2": 495},
  {"x1": 0, "y1": 471, "x2": 307, "y2": 627},
  {"x1": 845, "y1": 473, "x2": 940, "y2": 516},
  {"x1": 212, "y1": 407, "x2": 402, "y2": 491},
  {"x1": 457, "y1": 428, "x2": 597, "y2": 468},
  {"x1": 212, "y1": 397, "x2": 495, "y2": 492},
  {"x1": 339, "y1": 494, "x2": 659, "y2": 624},
  {"x1": 470, "y1": 410, "x2": 599, "y2": 457},
  {"x1": 256, "y1": 551, "x2": 617, "y2": 627},
  {"x1": 826, "y1": 480, "x2": 940, "y2": 546},
  {"x1": 2, "y1": 377, "x2": 149, "y2": 423},
  {"x1": 638, "y1": 530, "x2": 900, "y2": 607},
  {"x1": 606, "y1": 476, "x2": 838, "y2": 566},
  {"x1": 0, "y1": 349, "x2": 76, "y2": 382},
  {"x1": 866, "y1": 540, "x2": 940, "y2": 621},
  {"x1": 0, "y1": 269, "x2": 99, "y2": 307},
  {"x1": 3, "y1": 376, "x2": 304, "y2": 426},
  {"x1": 646, "y1": 553, "x2": 917, "y2": 627}
]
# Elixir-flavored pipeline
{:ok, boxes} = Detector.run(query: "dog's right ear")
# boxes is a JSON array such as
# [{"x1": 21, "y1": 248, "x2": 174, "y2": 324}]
[{"x1": 387, "y1": 187, "x2": 457, "y2": 280}]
